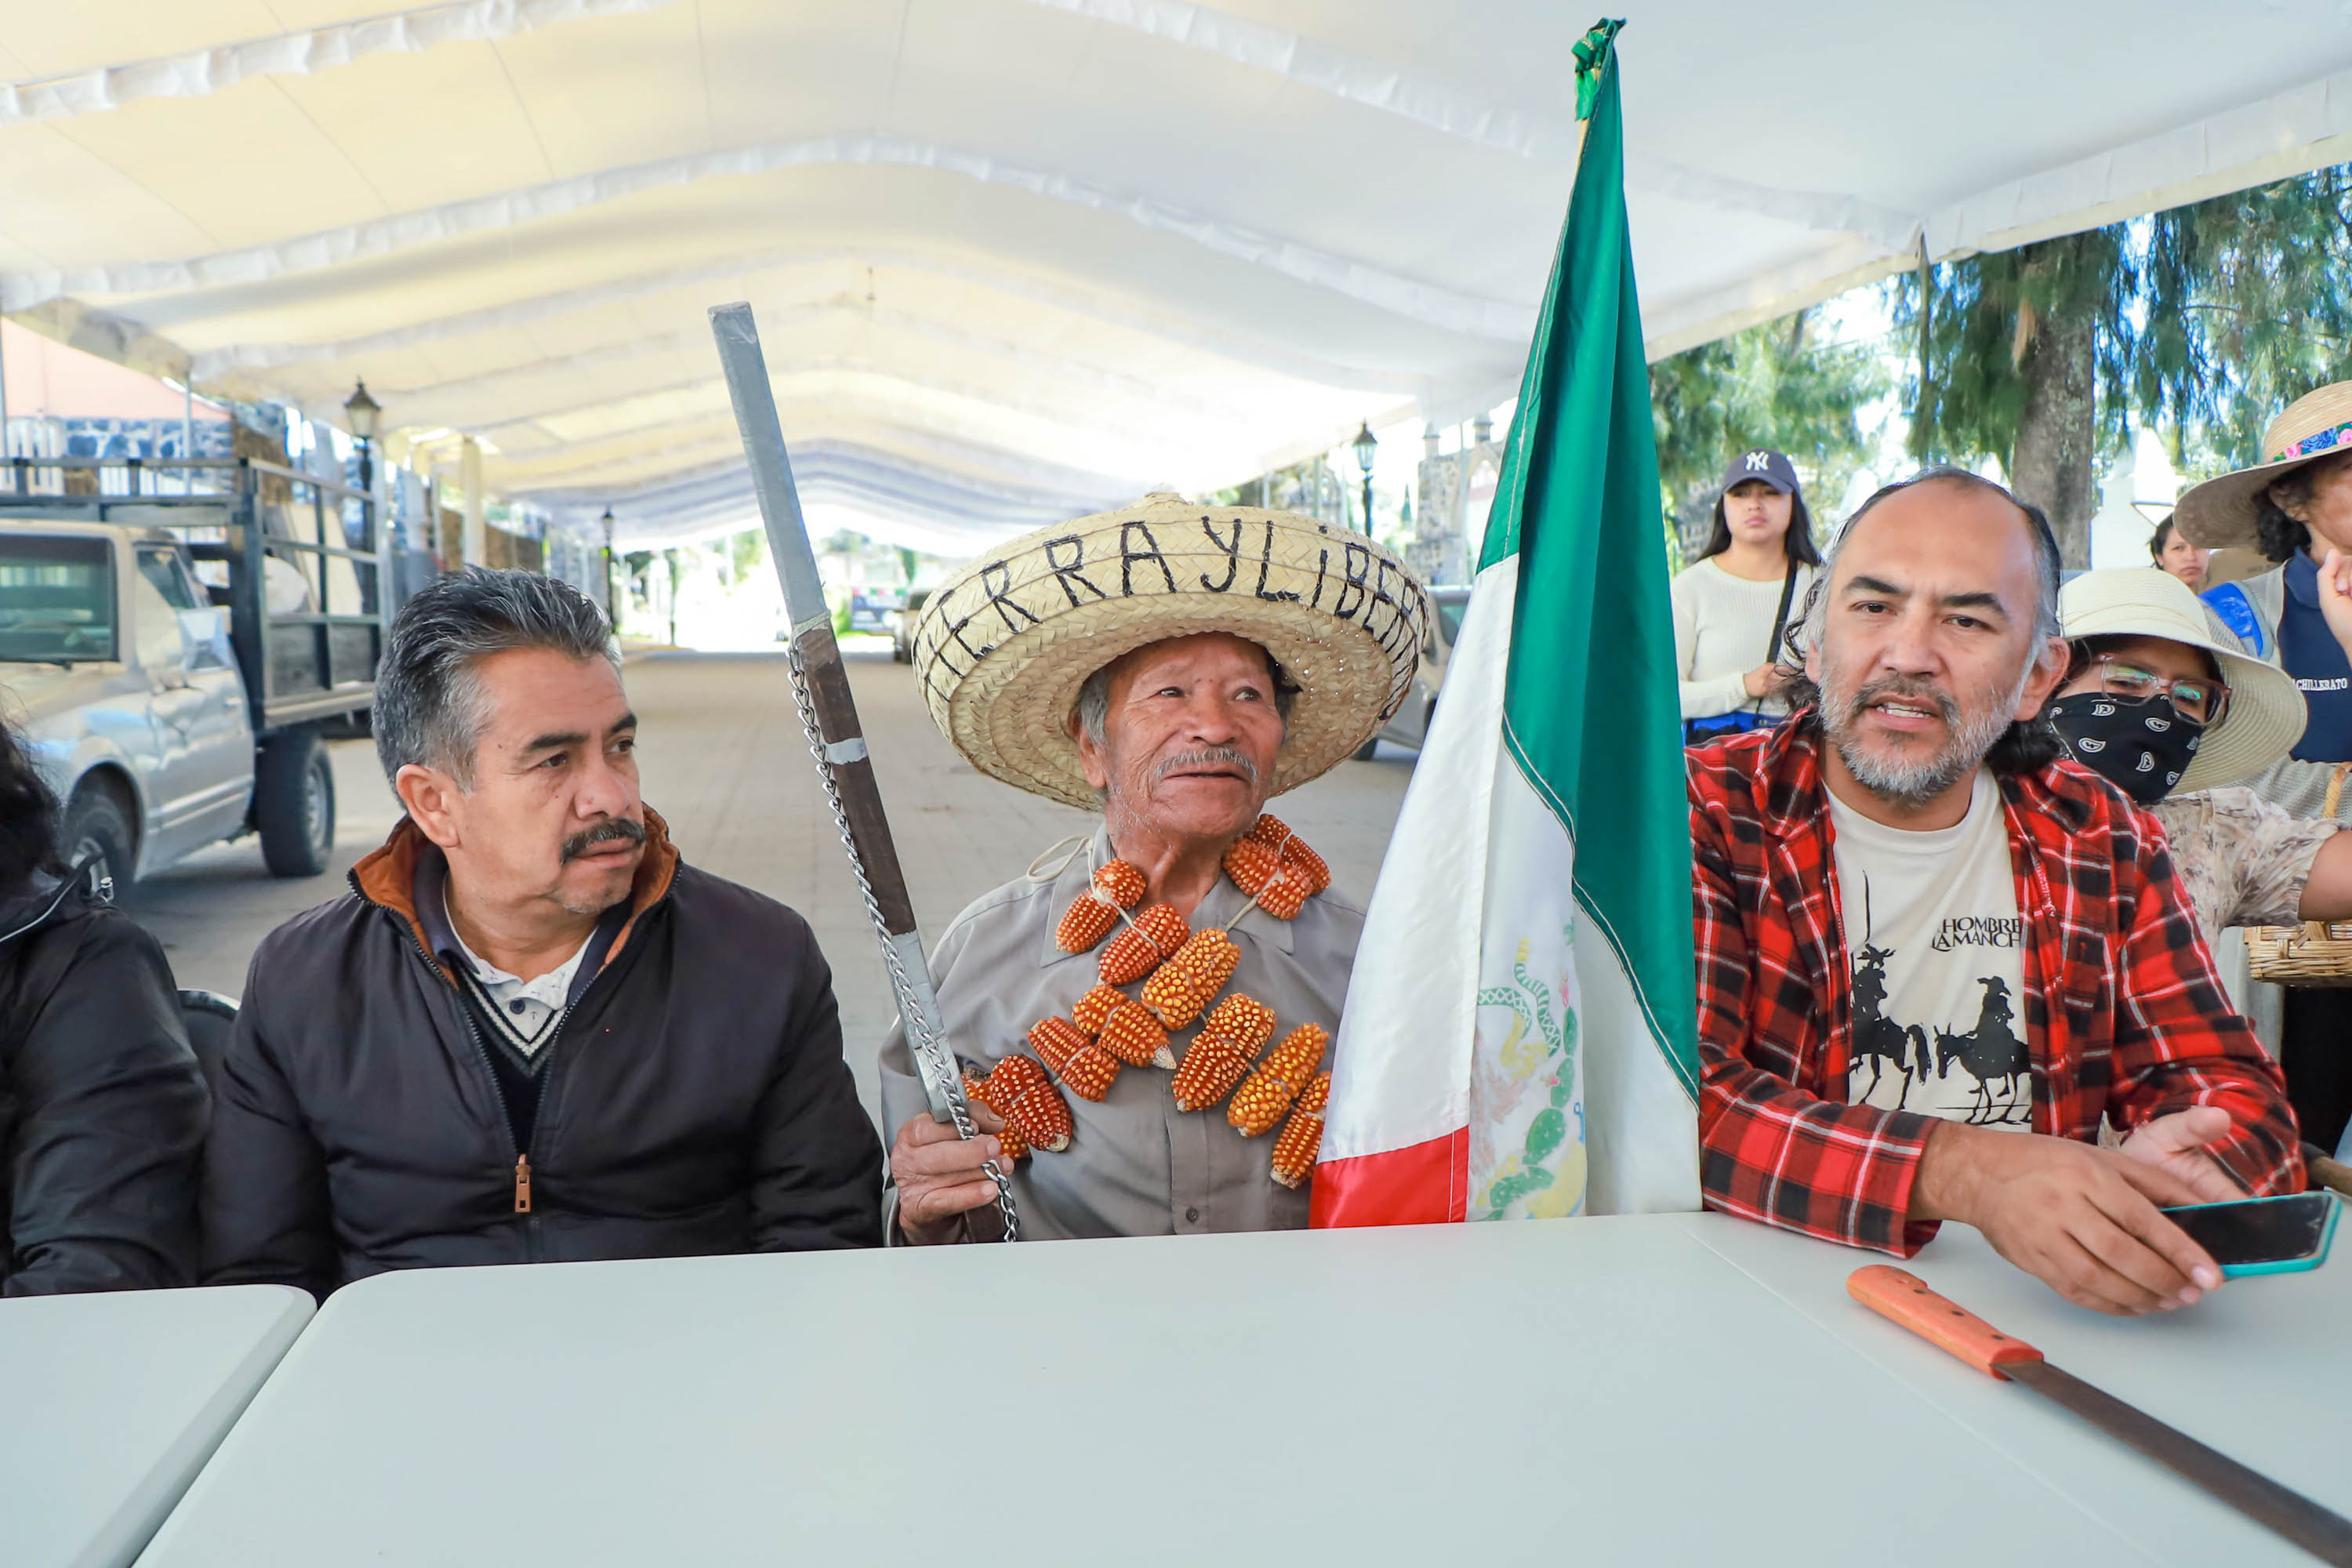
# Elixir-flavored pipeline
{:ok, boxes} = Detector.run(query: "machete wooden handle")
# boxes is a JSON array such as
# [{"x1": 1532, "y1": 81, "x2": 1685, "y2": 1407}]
[{"x1": 1848, "y1": 1265, "x2": 2045, "y2": 1377}]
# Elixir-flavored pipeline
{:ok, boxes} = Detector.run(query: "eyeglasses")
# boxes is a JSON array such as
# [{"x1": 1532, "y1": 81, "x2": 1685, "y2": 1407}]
[{"x1": 2083, "y1": 653, "x2": 2230, "y2": 727}]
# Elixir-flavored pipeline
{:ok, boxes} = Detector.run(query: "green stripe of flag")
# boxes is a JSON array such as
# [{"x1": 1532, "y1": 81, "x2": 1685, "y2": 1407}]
[{"x1": 1479, "y1": 20, "x2": 1699, "y2": 1099}]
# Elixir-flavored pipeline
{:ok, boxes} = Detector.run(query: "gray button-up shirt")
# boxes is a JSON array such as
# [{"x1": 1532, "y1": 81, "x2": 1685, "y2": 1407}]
[{"x1": 879, "y1": 827, "x2": 1366, "y2": 1240}]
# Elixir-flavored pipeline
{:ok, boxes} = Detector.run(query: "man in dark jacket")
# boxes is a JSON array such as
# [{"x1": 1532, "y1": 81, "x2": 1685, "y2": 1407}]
[
  {"x1": 202, "y1": 570, "x2": 882, "y2": 1296},
  {"x1": 0, "y1": 719, "x2": 207, "y2": 1295}
]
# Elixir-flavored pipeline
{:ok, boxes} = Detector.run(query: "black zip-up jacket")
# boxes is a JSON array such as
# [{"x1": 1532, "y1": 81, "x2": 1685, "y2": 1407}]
[
  {"x1": 1, "y1": 877, "x2": 207, "y2": 1295},
  {"x1": 201, "y1": 811, "x2": 883, "y2": 1296}
]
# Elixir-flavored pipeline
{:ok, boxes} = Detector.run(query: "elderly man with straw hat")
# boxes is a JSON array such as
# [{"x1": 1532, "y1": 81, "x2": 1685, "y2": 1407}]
[{"x1": 880, "y1": 493, "x2": 1427, "y2": 1243}]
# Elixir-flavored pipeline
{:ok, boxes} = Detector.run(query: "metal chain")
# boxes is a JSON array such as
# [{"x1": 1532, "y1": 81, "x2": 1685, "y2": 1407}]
[{"x1": 780, "y1": 644, "x2": 1018, "y2": 1242}]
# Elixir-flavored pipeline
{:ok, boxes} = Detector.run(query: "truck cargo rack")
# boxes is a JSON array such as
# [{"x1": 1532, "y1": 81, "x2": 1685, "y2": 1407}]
[{"x1": 0, "y1": 456, "x2": 393, "y2": 735}]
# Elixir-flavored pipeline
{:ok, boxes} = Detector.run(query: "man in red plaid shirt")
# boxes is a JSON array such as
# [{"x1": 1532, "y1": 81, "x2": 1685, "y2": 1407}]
[{"x1": 1690, "y1": 467, "x2": 2303, "y2": 1316}]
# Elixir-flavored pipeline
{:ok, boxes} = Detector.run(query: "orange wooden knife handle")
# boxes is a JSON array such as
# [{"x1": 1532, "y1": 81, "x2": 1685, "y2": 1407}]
[{"x1": 1848, "y1": 1265, "x2": 2045, "y2": 1377}]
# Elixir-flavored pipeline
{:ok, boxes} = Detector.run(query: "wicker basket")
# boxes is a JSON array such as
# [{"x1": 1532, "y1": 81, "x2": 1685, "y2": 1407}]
[{"x1": 2245, "y1": 762, "x2": 2352, "y2": 986}]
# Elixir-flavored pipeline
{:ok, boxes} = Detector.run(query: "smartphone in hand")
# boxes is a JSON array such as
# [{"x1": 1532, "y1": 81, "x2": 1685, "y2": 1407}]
[{"x1": 2160, "y1": 1191, "x2": 2340, "y2": 1277}]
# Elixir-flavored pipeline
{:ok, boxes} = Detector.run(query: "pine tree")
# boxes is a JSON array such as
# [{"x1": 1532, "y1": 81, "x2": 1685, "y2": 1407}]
[
  {"x1": 1893, "y1": 162, "x2": 2352, "y2": 563},
  {"x1": 1892, "y1": 229, "x2": 2134, "y2": 567},
  {"x1": 2138, "y1": 165, "x2": 2352, "y2": 475}
]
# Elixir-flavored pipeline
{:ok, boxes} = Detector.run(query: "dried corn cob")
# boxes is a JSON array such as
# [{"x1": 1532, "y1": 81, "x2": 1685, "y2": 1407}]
[
  {"x1": 1029, "y1": 1015, "x2": 1087, "y2": 1060},
  {"x1": 1269, "y1": 1070, "x2": 1330, "y2": 1187},
  {"x1": 1029, "y1": 1015, "x2": 1119, "y2": 1102},
  {"x1": 1279, "y1": 837, "x2": 1330, "y2": 895},
  {"x1": 1194, "y1": 927, "x2": 1241, "y2": 992},
  {"x1": 1229, "y1": 1022, "x2": 1329, "y2": 1136},
  {"x1": 962, "y1": 1069, "x2": 1028, "y2": 1161},
  {"x1": 1169, "y1": 995, "x2": 1275, "y2": 1112},
  {"x1": 1095, "y1": 998, "x2": 1174, "y2": 1068},
  {"x1": 1228, "y1": 827, "x2": 1321, "y2": 912},
  {"x1": 982, "y1": 1054, "x2": 1071, "y2": 1152},
  {"x1": 1244, "y1": 812, "x2": 1294, "y2": 847},
  {"x1": 1072, "y1": 982, "x2": 1125, "y2": 1035},
  {"x1": 1245, "y1": 814, "x2": 1330, "y2": 893},
  {"x1": 1253, "y1": 867, "x2": 1308, "y2": 920},
  {"x1": 1052, "y1": 860, "x2": 1152, "y2": 953},
  {"x1": 1054, "y1": 895, "x2": 1120, "y2": 954},
  {"x1": 1100, "y1": 903, "x2": 1189, "y2": 985},
  {"x1": 1141, "y1": 928, "x2": 1240, "y2": 1029},
  {"x1": 1221, "y1": 837, "x2": 1282, "y2": 898},
  {"x1": 1199, "y1": 993, "x2": 1277, "y2": 1054},
  {"x1": 1091, "y1": 858, "x2": 1147, "y2": 908},
  {"x1": 1223, "y1": 834, "x2": 1277, "y2": 890},
  {"x1": 1171, "y1": 1032, "x2": 1255, "y2": 1112}
]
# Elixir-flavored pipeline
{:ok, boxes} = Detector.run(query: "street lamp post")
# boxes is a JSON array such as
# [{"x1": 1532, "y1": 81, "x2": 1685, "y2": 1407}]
[
  {"x1": 601, "y1": 506, "x2": 619, "y2": 629},
  {"x1": 1352, "y1": 421, "x2": 1378, "y2": 535},
  {"x1": 343, "y1": 379, "x2": 382, "y2": 495}
]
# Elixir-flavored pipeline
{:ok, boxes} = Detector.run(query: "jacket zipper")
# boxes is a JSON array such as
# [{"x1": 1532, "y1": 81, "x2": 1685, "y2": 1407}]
[{"x1": 391, "y1": 921, "x2": 588, "y2": 1232}]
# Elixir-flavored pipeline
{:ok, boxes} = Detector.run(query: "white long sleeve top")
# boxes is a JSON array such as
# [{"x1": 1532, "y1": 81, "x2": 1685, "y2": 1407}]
[{"x1": 1670, "y1": 556, "x2": 1814, "y2": 720}]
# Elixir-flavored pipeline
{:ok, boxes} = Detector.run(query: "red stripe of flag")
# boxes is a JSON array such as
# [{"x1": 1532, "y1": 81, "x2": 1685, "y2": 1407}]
[{"x1": 1307, "y1": 1127, "x2": 1471, "y2": 1227}]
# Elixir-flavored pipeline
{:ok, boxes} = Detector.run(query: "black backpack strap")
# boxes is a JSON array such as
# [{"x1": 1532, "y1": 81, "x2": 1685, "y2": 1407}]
[{"x1": 1764, "y1": 561, "x2": 1801, "y2": 666}]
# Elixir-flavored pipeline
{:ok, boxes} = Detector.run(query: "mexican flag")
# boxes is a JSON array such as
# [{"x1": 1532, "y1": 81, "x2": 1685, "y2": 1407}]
[{"x1": 1311, "y1": 22, "x2": 1700, "y2": 1225}]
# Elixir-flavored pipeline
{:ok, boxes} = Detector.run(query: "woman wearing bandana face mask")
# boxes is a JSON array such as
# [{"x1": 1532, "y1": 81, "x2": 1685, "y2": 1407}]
[{"x1": 2053, "y1": 572, "x2": 2352, "y2": 1110}]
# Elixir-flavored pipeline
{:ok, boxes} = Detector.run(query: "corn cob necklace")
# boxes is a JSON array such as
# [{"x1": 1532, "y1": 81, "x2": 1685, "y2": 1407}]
[{"x1": 965, "y1": 814, "x2": 1332, "y2": 1190}]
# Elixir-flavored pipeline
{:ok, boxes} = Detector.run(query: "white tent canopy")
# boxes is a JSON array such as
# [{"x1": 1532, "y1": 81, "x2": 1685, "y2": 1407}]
[{"x1": 2, "y1": 0, "x2": 2348, "y2": 550}]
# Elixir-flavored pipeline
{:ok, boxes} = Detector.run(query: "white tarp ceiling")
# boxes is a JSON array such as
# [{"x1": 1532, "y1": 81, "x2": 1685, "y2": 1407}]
[{"x1": 2, "y1": 0, "x2": 2349, "y2": 550}]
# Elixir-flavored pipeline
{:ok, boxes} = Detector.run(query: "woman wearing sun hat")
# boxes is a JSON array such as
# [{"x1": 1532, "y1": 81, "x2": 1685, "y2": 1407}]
[
  {"x1": 878, "y1": 493, "x2": 1427, "y2": 1242},
  {"x1": 2053, "y1": 569, "x2": 2349, "y2": 942},
  {"x1": 2172, "y1": 381, "x2": 2352, "y2": 1149},
  {"x1": 2175, "y1": 379, "x2": 2352, "y2": 820},
  {"x1": 2054, "y1": 569, "x2": 2352, "y2": 1156}
]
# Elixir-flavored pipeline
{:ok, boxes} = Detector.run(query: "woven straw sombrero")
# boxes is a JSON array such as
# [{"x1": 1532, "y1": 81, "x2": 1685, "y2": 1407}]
[
  {"x1": 2175, "y1": 380, "x2": 2352, "y2": 550},
  {"x1": 913, "y1": 492, "x2": 1428, "y2": 809}
]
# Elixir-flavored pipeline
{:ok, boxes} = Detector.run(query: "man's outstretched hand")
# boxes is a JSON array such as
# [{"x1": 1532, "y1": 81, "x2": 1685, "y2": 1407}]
[{"x1": 1913, "y1": 1120, "x2": 2226, "y2": 1316}]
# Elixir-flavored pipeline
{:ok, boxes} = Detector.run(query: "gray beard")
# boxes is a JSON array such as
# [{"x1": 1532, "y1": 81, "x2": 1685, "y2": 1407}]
[{"x1": 1820, "y1": 666, "x2": 2029, "y2": 809}]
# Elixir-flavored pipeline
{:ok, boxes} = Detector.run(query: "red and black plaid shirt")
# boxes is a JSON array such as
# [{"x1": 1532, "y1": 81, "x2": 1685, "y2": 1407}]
[{"x1": 1689, "y1": 717, "x2": 2302, "y2": 1255}]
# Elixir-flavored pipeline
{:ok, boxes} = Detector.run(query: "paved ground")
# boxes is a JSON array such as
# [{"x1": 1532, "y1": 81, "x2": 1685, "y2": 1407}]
[{"x1": 121, "y1": 639, "x2": 1418, "y2": 1127}]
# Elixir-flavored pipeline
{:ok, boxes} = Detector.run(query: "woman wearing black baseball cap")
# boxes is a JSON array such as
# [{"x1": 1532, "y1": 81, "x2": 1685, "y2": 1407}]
[{"x1": 1671, "y1": 448, "x2": 1821, "y2": 745}]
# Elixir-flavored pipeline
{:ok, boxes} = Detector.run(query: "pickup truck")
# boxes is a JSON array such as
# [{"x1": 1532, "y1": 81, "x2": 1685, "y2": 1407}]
[{"x1": 0, "y1": 456, "x2": 402, "y2": 889}]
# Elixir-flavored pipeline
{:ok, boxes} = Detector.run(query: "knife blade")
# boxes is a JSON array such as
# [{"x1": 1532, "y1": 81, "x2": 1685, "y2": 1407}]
[{"x1": 1849, "y1": 1265, "x2": 2352, "y2": 1565}]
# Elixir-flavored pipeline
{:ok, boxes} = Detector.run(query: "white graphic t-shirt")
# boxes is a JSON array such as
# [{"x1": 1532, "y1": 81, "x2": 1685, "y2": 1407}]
[{"x1": 1827, "y1": 768, "x2": 2032, "y2": 1131}]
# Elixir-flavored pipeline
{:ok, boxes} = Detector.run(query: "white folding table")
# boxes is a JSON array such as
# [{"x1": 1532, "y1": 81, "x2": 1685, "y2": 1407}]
[
  {"x1": 1, "y1": 1283, "x2": 311, "y2": 1568},
  {"x1": 132, "y1": 1214, "x2": 2345, "y2": 1566},
  {"x1": 1693, "y1": 1211, "x2": 2352, "y2": 1563}
]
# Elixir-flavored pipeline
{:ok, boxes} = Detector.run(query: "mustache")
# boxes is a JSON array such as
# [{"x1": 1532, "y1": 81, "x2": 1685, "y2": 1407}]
[
  {"x1": 1846, "y1": 675, "x2": 1958, "y2": 729},
  {"x1": 1156, "y1": 746, "x2": 1258, "y2": 782},
  {"x1": 560, "y1": 817, "x2": 646, "y2": 863}
]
